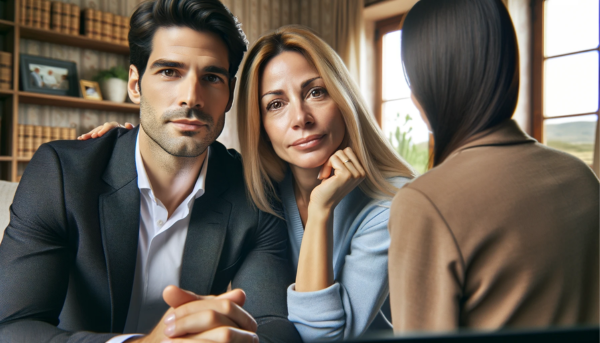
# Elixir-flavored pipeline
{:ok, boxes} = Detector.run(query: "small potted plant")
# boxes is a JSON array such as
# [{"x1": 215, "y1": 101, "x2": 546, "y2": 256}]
[{"x1": 93, "y1": 66, "x2": 129, "y2": 103}]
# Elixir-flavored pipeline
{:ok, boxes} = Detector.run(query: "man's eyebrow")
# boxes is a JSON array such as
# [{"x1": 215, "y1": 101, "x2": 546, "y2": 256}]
[
  {"x1": 203, "y1": 66, "x2": 229, "y2": 79},
  {"x1": 149, "y1": 59, "x2": 185, "y2": 69},
  {"x1": 261, "y1": 77, "x2": 322, "y2": 100}
]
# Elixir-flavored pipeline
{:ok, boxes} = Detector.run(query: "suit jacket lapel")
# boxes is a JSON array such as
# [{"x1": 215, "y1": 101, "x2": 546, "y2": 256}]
[
  {"x1": 100, "y1": 127, "x2": 140, "y2": 333},
  {"x1": 180, "y1": 143, "x2": 231, "y2": 296}
]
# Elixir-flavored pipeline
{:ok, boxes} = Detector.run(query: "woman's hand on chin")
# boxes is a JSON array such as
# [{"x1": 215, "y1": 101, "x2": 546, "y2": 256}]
[
  {"x1": 309, "y1": 147, "x2": 366, "y2": 212},
  {"x1": 77, "y1": 121, "x2": 134, "y2": 140}
]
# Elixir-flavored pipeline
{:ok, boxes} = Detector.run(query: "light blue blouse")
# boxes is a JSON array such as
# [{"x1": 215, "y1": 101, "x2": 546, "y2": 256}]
[{"x1": 279, "y1": 171, "x2": 410, "y2": 341}]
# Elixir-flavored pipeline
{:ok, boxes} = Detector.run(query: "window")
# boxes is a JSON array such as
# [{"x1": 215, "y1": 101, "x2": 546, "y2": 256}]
[
  {"x1": 376, "y1": 15, "x2": 431, "y2": 174},
  {"x1": 532, "y1": 0, "x2": 599, "y2": 174}
]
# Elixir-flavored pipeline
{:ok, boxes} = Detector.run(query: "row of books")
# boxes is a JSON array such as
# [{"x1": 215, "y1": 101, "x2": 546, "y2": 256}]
[
  {"x1": 20, "y1": 0, "x2": 77, "y2": 33},
  {"x1": 19, "y1": 1, "x2": 129, "y2": 45},
  {"x1": 0, "y1": 52, "x2": 12, "y2": 90},
  {"x1": 82, "y1": 9, "x2": 129, "y2": 45},
  {"x1": 17, "y1": 124, "x2": 77, "y2": 158}
]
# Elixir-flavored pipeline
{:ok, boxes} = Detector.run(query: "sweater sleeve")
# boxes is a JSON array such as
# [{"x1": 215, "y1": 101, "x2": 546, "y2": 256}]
[
  {"x1": 286, "y1": 207, "x2": 391, "y2": 341},
  {"x1": 388, "y1": 187, "x2": 464, "y2": 332}
]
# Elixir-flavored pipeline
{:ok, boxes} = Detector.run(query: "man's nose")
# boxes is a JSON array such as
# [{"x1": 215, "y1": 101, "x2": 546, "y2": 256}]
[{"x1": 178, "y1": 74, "x2": 204, "y2": 109}]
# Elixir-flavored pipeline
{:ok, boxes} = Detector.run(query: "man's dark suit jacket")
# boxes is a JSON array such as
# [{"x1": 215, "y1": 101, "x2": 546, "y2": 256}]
[{"x1": 0, "y1": 127, "x2": 301, "y2": 343}]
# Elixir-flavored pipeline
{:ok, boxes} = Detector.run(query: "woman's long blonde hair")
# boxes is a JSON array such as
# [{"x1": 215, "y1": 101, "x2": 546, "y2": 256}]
[{"x1": 237, "y1": 25, "x2": 415, "y2": 217}]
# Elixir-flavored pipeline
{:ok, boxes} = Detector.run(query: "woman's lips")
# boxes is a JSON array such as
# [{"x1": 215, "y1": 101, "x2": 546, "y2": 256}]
[{"x1": 290, "y1": 134, "x2": 325, "y2": 150}]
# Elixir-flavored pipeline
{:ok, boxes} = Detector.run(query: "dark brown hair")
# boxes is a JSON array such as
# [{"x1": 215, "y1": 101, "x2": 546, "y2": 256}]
[
  {"x1": 129, "y1": 0, "x2": 248, "y2": 83},
  {"x1": 401, "y1": 0, "x2": 520, "y2": 166}
]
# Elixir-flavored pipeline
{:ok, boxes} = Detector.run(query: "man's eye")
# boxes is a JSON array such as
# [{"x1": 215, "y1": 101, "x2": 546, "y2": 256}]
[
  {"x1": 161, "y1": 69, "x2": 177, "y2": 77},
  {"x1": 205, "y1": 75, "x2": 222, "y2": 83}
]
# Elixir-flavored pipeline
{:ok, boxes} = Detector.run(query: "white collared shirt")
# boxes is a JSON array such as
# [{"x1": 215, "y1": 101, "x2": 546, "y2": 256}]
[{"x1": 108, "y1": 133, "x2": 210, "y2": 342}]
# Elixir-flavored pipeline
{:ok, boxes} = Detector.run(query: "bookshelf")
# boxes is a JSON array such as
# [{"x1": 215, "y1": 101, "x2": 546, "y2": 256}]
[{"x1": 0, "y1": 0, "x2": 138, "y2": 182}]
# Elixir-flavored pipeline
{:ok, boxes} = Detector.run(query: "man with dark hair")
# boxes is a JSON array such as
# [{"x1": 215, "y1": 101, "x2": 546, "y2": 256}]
[{"x1": 0, "y1": 1, "x2": 301, "y2": 342}]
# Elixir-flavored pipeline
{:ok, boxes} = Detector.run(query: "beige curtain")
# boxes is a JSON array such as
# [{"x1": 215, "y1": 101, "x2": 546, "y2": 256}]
[{"x1": 332, "y1": 0, "x2": 365, "y2": 85}]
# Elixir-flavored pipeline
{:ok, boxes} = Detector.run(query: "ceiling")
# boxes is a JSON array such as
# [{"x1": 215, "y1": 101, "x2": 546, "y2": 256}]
[{"x1": 364, "y1": 0, "x2": 419, "y2": 21}]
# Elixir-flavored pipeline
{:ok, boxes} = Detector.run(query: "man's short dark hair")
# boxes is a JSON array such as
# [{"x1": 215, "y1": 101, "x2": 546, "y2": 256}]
[{"x1": 129, "y1": 0, "x2": 248, "y2": 82}]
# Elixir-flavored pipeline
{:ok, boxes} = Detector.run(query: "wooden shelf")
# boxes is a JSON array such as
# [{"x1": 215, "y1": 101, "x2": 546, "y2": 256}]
[
  {"x1": 19, "y1": 26, "x2": 129, "y2": 55},
  {"x1": 18, "y1": 91, "x2": 139, "y2": 113},
  {"x1": 0, "y1": 156, "x2": 12, "y2": 161},
  {"x1": 0, "y1": 89, "x2": 14, "y2": 98},
  {"x1": 16, "y1": 157, "x2": 30, "y2": 162},
  {"x1": 0, "y1": 19, "x2": 14, "y2": 31}
]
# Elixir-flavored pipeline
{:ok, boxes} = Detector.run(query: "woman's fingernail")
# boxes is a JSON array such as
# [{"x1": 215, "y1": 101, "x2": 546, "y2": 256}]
[
  {"x1": 164, "y1": 324, "x2": 175, "y2": 336},
  {"x1": 253, "y1": 335, "x2": 259, "y2": 343},
  {"x1": 164, "y1": 313, "x2": 175, "y2": 324},
  {"x1": 317, "y1": 171, "x2": 321, "y2": 180}
]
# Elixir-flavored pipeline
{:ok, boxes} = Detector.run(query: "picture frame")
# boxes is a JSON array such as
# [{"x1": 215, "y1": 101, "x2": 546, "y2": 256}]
[
  {"x1": 79, "y1": 80, "x2": 103, "y2": 101},
  {"x1": 19, "y1": 54, "x2": 79, "y2": 97}
]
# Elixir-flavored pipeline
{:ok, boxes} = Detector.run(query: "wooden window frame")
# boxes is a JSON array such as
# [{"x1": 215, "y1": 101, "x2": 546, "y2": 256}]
[
  {"x1": 375, "y1": 14, "x2": 404, "y2": 127},
  {"x1": 375, "y1": 14, "x2": 434, "y2": 169},
  {"x1": 532, "y1": 0, "x2": 600, "y2": 174}
]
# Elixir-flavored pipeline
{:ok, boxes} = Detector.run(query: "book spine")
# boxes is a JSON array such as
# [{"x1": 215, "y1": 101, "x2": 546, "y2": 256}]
[
  {"x1": 60, "y1": 1, "x2": 70, "y2": 34},
  {"x1": 18, "y1": 124, "x2": 25, "y2": 157},
  {"x1": 51, "y1": 1, "x2": 61, "y2": 32},
  {"x1": 93, "y1": 10, "x2": 102, "y2": 40},
  {"x1": 123, "y1": 16, "x2": 129, "y2": 45},
  {"x1": 0, "y1": 52, "x2": 12, "y2": 90},
  {"x1": 25, "y1": 0, "x2": 33, "y2": 26},
  {"x1": 34, "y1": 0, "x2": 42, "y2": 28},
  {"x1": 41, "y1": 0, "x2": 51, "y2": 30},
  {"x1": 33, "y1": 125, "x2": 43, "y2": 154},
  {"x1": 42, "y1": 126, "x2": 51, "y2": 144},
  {"x1": 60, "y1": 127, "x2": 71, "y2": 140},
  {"x1": 25, "y1": 125, "x2": 34, "y2": 158},
  {"x1": 0, "y1": 66, "x2": 12, "y2": 84},
  {"x1": 50, "y1": 126, "x2": 61, "y2": 141},
  {"x1": 83, "y1": 8, "x2": 93, "y2": 38},
  {"x1": 70, "y1": 4, "x2": 80, "y2": 35},
  {"x1": 101, "y1": 11, "x2": 112, "y2": 42},
  {"x1": 107, "y1": 12, "x2": 115, "y2": 42},
  {"x1": 111, "y1": 16, "x2": 119, "y2": 44},
  {"x1": 20, "y1": 0, "x2": 27, "y2": 25}
]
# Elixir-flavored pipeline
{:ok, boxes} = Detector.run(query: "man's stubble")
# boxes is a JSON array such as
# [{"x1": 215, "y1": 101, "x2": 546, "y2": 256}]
[{"x1": 139, "y1": 96, "x2": 226, "y2": 159}]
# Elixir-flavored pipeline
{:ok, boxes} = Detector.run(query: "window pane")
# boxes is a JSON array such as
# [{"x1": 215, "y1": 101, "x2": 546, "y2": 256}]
[
  {"x1": 382, "y1": 30, "x2": 411, "y2": 101},
  {"x1": 545, "y1": 0, "x2": 599, "y2": 57},
  {"x1": 544, "y1": 51, "x2": 599, "y2": 117},
  {"x1": 544, "y1": 115, "x2": 597, "y2": 165},
  {"x1": 382, "y1": 99, "x2": 430, "y2": 173}
]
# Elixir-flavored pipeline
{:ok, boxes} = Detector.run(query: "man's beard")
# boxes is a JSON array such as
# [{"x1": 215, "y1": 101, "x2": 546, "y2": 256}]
[{"x1": 139, "y1": 97, "x2": 225, "y2": 157}]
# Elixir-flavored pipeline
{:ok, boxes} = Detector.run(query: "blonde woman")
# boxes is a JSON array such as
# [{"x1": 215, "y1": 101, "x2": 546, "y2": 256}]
[{"x1": 81, "y1": 25, "x2": 414, "y2": 341}]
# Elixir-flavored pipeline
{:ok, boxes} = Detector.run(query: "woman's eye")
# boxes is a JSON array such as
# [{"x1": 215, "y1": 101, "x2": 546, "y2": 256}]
[
  {"x1": 310, "y1": 88, "x2": 326, "y2": 98},
  {"x1": 267, "y1": 101, "x2": 283, "y2": 111}
]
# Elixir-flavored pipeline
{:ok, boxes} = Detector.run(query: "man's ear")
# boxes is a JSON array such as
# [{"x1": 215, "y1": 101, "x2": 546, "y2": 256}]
[
  {"x1": 128, "y1": 65, "x2": 141, "y2": 104},
  {"x1": 225, "y1": 77, "x2": 237, "y2": 113}
]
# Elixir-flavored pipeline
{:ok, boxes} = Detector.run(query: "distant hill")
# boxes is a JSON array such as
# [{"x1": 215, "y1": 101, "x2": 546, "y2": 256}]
[{"x1": 545, "y1": 120, "x2": 596, "y2": 144}]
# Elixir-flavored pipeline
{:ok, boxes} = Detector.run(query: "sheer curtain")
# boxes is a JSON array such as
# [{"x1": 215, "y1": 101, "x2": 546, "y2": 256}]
[{"x1": 333, "y1": 0, "x2": 365, "y2": 86}]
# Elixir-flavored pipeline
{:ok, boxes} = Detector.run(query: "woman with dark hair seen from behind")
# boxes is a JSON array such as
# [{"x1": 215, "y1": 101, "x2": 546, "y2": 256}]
[{"x1": 388, "y1": 0, "x2": 599, "y2": 332}]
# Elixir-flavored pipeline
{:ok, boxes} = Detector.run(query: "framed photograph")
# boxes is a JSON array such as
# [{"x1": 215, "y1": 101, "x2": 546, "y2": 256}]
[
  {"x1": 79, "y1": 80, "x2": 103, "y2": 100},
  {"x1": 19, "y1": 54, "x2": 79, "y2": 97}
]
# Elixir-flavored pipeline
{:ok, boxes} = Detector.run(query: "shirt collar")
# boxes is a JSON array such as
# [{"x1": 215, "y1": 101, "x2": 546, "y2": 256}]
[{"x1": 135, "y1": 131, "x2": 210, "y2": 202}]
